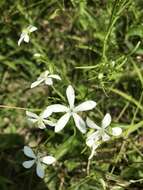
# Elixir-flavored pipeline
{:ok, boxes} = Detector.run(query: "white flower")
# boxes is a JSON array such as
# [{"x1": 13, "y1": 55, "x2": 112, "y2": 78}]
[
  {"x1": 18, "y1": 25, "x2": 37, "y2": 46},
  {"x1": 26, "y1": 110, "x2": 55, "y2": 129},
  {"x1": 31, "y1": 70, "x2": 61, "y2": 88},
  {"x1": 86, "y1": 113, "x2": 122, "y2": 144},
  {"x1": 22, "y1": 146, "x2": 56, "y2": 178},
  {"x1": 43, "y1": 85, "x2": 97, "y2": 133}
]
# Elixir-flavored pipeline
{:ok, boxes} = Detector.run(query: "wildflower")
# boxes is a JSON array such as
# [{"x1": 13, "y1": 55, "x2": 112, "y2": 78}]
[
  {"x1": 43, "y1": 85, "x2": 96, "y2": 133},
  {"x1": 31, "y1": 70, "x2": 61, "y2": 88},
  {"x1": 22, "y1": 146, "x2": 56, "y2": 178},
  {"x1": 26, "y1": 110, "x2": 55, "y2": 129},
  {"x1": 18, "y1": 25, "x2": 37, "y2": 46},
  {"x1": 86, "y1": 113, "x2": 122, "y2": 143}
]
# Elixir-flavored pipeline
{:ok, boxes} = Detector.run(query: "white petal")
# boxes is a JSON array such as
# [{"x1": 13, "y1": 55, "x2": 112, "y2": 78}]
[
  {"x1": 86, "y1": 136, "x2": 95, "y2": 147},
  {"x1": 45, "y1": 78, "x2": 53, "y2": 85},
  {"x1": 44, "y1": 104, "x2": 68, "y2": 113},
  {"x1": 42, "y1": 70, "x2": 49, "y2": 77},
  {"x1": 102, "y1": 113, "x2": 111, "y2": 128},
  {"x1": 86, "y1": 131, "x2": 100, "y2": 147},
  {"x1": 74, "y1": 101, "x2": 96, "y2": 112},
  {"x1": 36, "y1": 162, "x2": 44, "y2": 178},
  {"x1": 86, "y1": 117, "x2": 100, "y2": 129},
  {"x1": 22, "y1": 160, "x2": 35, "y2": 168},
  {"x1": 31, "y1": 79, "x2": 44, "y2": 88},
  {"x1": 66, "y1": 85, "x2": 75, "y2": 108},
  {"x1": 27, "y1": 118, "x2": 38, "y2": 123},
  {"x1": 18, "y1": 35, "x2": 25, "y2": 46},
  {"x1": 26, "y1": 111, "x2": 38, "y2": 119},
  {"x1": 43, "y1": 119, "x2": 55, "y2": 126},
  {"x1": 55, "y1": 113, "x2": 71, "y2": 133},
  {"x1": 41, "y1": 109, "x2": 53, "y2": 118},
  {"x1": 24, "y1": 34, "x2": 30, "y2": 43},
  {"x1": 112, "y1": 127, "x2": 122, "y2": 136},
  {"x1": 72, "y1": 113, "x2": 86, "y2": 134},
  {"x1": 102, "y1": 132, "x2": 110, "y2": 141},
  {"x1": 48, "y1": 74, "x2": 61, "y2": 80},
  {"x1": 41, "y1": 156, "x2": 56, "y2": 165},
  {"x1": 23, "y1": 146, "x2": 36, "y2": 158},
  {"x1": 28, "y1": 25, "x2": 37, "y2": 33}
]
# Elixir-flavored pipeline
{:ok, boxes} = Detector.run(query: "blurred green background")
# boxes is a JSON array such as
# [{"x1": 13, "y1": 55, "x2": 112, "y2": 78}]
[{"x1": 0, "y1": 0, "x2": 143, "y2": 189}]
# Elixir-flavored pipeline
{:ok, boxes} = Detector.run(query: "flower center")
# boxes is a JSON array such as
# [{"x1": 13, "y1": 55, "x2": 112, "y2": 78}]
[
  {"x1": 99, "y1": 128, "x2": 104, "y2": 136},
  {"x1": 68, "y1": 106, "x2": 75, "y2": 115}
]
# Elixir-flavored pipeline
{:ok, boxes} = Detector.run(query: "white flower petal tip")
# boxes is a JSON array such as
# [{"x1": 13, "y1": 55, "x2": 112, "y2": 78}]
[
  {"x1": 28, "y1": 25, "x2": 38, "y2": 33},
  {"x1": 86, "y1": 117, "x2": 100, "y2": 129},
  {"x1": 23, "y1": 146, "x2": 36, "y2": 159},
  {"x1": 23, "y1": 34, "x2": 30, "y2": 43},
  {"x1": 66, "y1": 85, "x2": 75, "y2": 108},
  {"x1": 112, "y1": 127, "x2": 122, "y2": 136},
  {"x1": 36, "y1": 162, "x2": 44, "y2": 178},
  {"x1": 30, "y1": 79, "x2": 44, "y2": 88},
  {"x1": 73, "y1": 113, "x2": 86, "y2": 134},
  {"x1": 26, "y1": 111, "x2": 38, "y2": 118},
  {"x1": 102, "y1": 113, "x2": 111, "y2": 128},
  {"x1": 18, "y1": 35, "x2": 24, "y2": 46},
  {"x1": 49, "y1": 74, "x2": 61, "y2": 81},
  {"x1": 74, "y1": 101, "x2": 96, "y2": 112},
  {"x1": 22, "y1": 160, "x2": 35, "y2": 168},
  {"x1": 44, "y1": 105, "x2": 68, "y2": 114},
  {"x1": 55, "y1": 113, "x2": 71, "y2": 133},
  {"x1": 41, "y1": 156, "x2": 56, "y2": 165}
]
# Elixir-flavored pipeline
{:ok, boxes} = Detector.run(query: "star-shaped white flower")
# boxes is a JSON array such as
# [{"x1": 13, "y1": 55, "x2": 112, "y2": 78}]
[
  {"x1": 26, "y1": 110, "x2": 55, "y2": 129},
  {"x1": 31, "y1": 70, "x2": 61, "y2": 88},
  {"x1": 86, "y1": 113, "x2": 122, "y2": 145},
  {"x1": 18, "y1": 25, "x2": 37, "y2": 46},
  {"x1": 22, "y1": 146, "x2": 56, "y2": 178},
  {"x1": 43, "y1": 85, "x2": 97, "y2": 133}
]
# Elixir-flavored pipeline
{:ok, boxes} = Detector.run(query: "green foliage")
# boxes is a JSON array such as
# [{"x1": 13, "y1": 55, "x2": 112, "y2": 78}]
[{"x1": 0, "y1": 0, "x2": 143, "y2": 189}]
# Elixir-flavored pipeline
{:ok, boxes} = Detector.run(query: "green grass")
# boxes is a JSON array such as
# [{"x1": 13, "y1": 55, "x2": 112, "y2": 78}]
[{"x1": 0, "y1": 0, "x2": 143, "y2": 189}]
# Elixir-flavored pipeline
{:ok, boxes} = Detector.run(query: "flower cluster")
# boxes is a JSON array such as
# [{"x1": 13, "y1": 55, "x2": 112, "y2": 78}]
[{"x1": 19, "y1": 25, "x2": 122, "y2": 178}]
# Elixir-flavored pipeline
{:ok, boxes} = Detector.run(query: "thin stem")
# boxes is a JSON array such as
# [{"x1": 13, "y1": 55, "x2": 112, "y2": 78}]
[
  {"x1": 0, "y1": 104, "x2": 27, "y2": 110},
  {"x1": 110, "y1": 141, "x2": 126, "y2": 174},
  {"x1": 102, "y1": 0, "x2": 132, "y2": 61},
  {"x1": 52, "y1": 86, "x2": 66, "y2": 102},
  {"x1": 87, "y1": 159, "x2": 91, "y2": 176},
  {"x1": 102, "y1": 0, "x2": 119, "y2": 61},
  {"x1": 0, "y1": 104, "x2": 41, "y2": 111}
]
